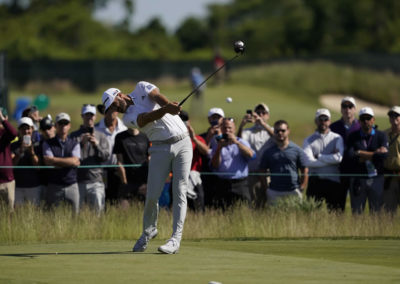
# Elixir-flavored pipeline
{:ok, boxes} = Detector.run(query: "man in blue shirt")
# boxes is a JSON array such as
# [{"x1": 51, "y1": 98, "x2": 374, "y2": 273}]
[
  {"x1": 210, "y1": 117, "x2": 255, "y2": 209},
  {"x1": 259, "y1": 120, "x2": 308, "y2": 204}
]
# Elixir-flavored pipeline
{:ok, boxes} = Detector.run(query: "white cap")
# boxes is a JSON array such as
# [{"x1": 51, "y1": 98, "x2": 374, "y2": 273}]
[
  {"x1": 388, "y1": 106, "x2": 400, "y2": 116},
  {"x1": 18, "y1": 117, "x2": 34, "y2": 128},
  {"x1": 359, "y1": 107, "x2": 374, "y2": 117},
  {"x1": 82, "y1": 104, "x2": 96, "y2": 115},
  {"x1": 55, "y1": 112, "x2": 71, "y2": 123},
  {"x1": 102, "y1": 88, "x2": 121, "y2": 111},
  {"x1": 315, "y1": 108, "x2": 331, "y2": 119},
  {"x1": 341, "y1": 96, "x2": 356, "y2": 107},
  {"x1": 208, "y1": 107, "x2": 225, "y2": 118},
  {"x1": 254, "y1": 103, "x2": 270, "y2": 113}
]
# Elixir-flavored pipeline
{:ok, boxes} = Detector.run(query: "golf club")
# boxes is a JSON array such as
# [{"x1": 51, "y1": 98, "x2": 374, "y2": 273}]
[{"x1": 178, "y1": 40, "x2": 245, "y2": 106}]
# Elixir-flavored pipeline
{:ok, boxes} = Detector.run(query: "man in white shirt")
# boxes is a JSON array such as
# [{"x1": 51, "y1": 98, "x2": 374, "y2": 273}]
[
  {"x1": 95, "y1": 107, "x2": 127, "y2": 203},
  {"x1": 237, "y1": 103, "x2": 274, "y2": 208},
  {"x1": 101, "y1": 82, "x2": 192, "y2": 254},
  {"x1": 303, "y1": 109, "x2": 344, "y2": 211}
]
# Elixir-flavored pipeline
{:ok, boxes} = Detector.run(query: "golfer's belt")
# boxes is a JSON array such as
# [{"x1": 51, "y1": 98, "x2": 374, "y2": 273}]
[{"x1": 151, "y1": 132, "x2": 189, "y2": 145}]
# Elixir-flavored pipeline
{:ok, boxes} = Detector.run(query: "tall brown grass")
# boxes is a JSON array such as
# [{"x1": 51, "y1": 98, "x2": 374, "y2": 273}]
[{"x1": 0, "y1": 199, "x2": 399, "y2": 245}]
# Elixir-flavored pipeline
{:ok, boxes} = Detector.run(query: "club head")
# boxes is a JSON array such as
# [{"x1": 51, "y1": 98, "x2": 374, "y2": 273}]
[{"x1": 233, "y1": 40, "x2": 245, "y2": 54}]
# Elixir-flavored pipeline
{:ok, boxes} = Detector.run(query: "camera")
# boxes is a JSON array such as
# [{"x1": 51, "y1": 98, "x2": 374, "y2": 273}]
[
  {"x1": 84, "y1": 127, "x2": 94, "y2": 134},
  {"x1": 210, "y1": 120, "x2": 219, "y2": 126},
  {"x1": 246, "y1": 110, "x2": 252, "y2": 115},
  {"x1": 216, "y1": 133, "x2": 228, "y2": 141}
]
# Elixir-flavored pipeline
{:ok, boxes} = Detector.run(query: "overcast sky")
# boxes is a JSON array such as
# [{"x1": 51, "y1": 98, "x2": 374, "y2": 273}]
[{"x1": 94, "y1": 0, "x2": 231, "y2": 32}]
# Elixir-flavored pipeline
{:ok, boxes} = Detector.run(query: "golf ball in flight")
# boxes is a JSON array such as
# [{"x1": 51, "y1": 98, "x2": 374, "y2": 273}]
[{"x1": 226, "y1": 97, "x2": 233, "y2": 103}]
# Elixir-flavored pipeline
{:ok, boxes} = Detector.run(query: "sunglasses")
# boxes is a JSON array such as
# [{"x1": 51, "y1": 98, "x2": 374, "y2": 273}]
[
  {"x1": 318, "y1": 117, "x2": 329, "y2": 122},
  {"x1": 360, "y1": 115, "x2": 373, "y2": 122},
  {"x1": 274, "y1": 129, "x2": 287, "y2": 134},
  {"x1": 341, "y1": 104, "x2": 354, "y2": 109},
  {"x1": 389, "y1": 113, "x2": 400, "y2": 119},
  {"x1": 57, "y1": 120, "x2": 70, "y2": 126}
]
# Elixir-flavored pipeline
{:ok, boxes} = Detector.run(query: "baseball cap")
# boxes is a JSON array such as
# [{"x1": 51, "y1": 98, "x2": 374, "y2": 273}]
[
  {"x1": 208, "y1": 107, "x2": 225, "y2": 118},
  {"x1": 40, "y1": 116, "x2": 54, "y2": 130},
  {"x1": 388, "y1": 106, "x2": 400, "y2": 116},
  {"x1": 341, "y1": 97, "x2": 356, "y2": 107},
  {"x1": 179, "y1": 110, "x2": 189, "y2": 122},
  {"x1": 82, "y1": 104, "x2": 96, "y2": 115},
  {"x1": 254, "y1": 103, "x2": 270, "y2": 113},
  {"x1": 315, "y1": 108, "x2": 331, "y2": 119},
  {"x1": 55, "y1": 112, "x2": 71, "y2": 123},
  {"x1": 102, "y1": 88, "x2": 121, "y2": 111},
  {"x1": 18, "y1": 117, "x2": 34, "y2": 128},
  {"x1": 359, "y1": 107, "x2": 374, "y2": 117}
]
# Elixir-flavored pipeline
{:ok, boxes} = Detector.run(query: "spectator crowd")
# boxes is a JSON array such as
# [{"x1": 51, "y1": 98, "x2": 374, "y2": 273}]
[{"x1": 0, "y1": 96, "x2": 399, "y2": 215}]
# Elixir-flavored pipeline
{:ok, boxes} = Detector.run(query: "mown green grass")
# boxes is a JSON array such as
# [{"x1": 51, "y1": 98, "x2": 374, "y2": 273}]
[{"x1": 0, "y1": 239, "x2": 399, "y2": 283}]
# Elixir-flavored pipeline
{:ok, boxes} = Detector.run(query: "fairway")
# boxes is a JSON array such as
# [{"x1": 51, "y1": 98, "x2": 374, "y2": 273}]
[{"x1": 1, "y1": 239, "x2": 399, "y2": 283}]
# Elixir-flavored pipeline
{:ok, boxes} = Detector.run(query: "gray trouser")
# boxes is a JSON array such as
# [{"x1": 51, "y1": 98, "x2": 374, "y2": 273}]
[
  {"x1": 47, "y1": 183, "x2": 80, "y2": 214},
  {"x1": 267, "y1": 188, "x2": 302, "y2": 205},
  {"x1": 143, "y1": 136, "x2": 192, "y2": 242},
  {"x1": 350, "y1": 176, "x2": 384, "y2": 214},
  {"x1": 15, "y1": 185, "x2": 42, "y2": 206},
  {"x1": 78, "y1": 181, "x2": 105, "y2": 214}
]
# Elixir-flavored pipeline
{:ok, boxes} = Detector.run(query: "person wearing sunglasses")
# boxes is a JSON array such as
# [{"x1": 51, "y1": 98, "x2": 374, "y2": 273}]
[
  {"x1": 42, "y1": 113, "x2": 81, "y2": 214},
  {"x1": 330, "y1": 96, "x2": 361, "y2": 211},
  {"x1": 259, "y1": 120, "x2": 308, "y2": 205},
  {"x1": 237, "y1": 103, "x2": 275, "y2": 209},
  {"x1": 347, "y1": 107, "x2": 388, "y2": 214},
  {"x1": 383, "y1": 106, "x2": 400, "y2": 213},
  {"x1": 303, "y1": 109, "x2": 344, "y2": 211},
  {"x1": 210, "y1": 117, "x2": 255, "y2": 209}
]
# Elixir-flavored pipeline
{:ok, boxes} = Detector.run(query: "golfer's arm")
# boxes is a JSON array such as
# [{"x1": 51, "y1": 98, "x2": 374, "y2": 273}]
[{"x1": 137, "y1": 89, "x2": 170, "y2": 128}]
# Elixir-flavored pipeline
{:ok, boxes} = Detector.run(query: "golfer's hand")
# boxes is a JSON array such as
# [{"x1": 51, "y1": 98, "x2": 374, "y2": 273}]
[{"x1": 164, "y1": 102, "x2": 181, "y2": 115}]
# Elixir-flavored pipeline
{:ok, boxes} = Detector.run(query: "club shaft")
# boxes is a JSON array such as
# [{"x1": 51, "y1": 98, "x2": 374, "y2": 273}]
[{"x1": 179, "y1": 54, "x2": 239, "y2": 106}]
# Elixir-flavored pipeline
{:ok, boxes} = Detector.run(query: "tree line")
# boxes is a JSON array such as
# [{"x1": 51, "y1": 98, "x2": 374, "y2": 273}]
[{"x1": 1, "y1": 0, "x2": 400, "y2": 60}]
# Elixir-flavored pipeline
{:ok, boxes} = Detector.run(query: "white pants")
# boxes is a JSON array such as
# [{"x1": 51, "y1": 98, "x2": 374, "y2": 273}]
[
  {"x1": 78, "y1": 181, "x2": 105, "y2": 214},
  {"x1": 143, "y1": 136, "x2": 192, "y2": 242},
  {"x1": 267, "y1": 188, "x2": 302, "y2": 205},
  {"x1": 15, "y1": 185, "x2": 42, "y2": 206}
]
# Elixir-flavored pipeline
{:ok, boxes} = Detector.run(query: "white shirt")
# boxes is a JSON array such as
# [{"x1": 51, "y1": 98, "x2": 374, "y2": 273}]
[
  {"x1": 303, "y1": 130, "x2": 344, "y2": 183},
  {"x1": 95, "y1": 117, "x2": 127, "y2": 164},
  {"x1": 242, "y1": 124, "x2": 274, "y2": 171},
  {"x1": 123, "y1": 81, "x2": 188, "y2": 142}
]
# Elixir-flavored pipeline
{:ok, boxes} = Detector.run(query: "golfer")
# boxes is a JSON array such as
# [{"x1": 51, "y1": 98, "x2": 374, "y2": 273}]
[{"x1": 102, "y1": 82, "x2": 192, "y2": 254}]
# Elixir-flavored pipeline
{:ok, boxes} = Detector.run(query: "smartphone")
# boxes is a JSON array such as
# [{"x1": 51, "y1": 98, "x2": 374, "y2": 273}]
[
  {"x1": 88, "y1": 127, "x2": 94, "y2": 134},
  {"x1": 0, "y1": 107, "x2": 7, "y2": 116},
  {"x1": 210, "y1": 120, "x2": 219, "y2": 126},
  {"x1": 23, "y1": 135, "x2": 31, "y2": 146}
]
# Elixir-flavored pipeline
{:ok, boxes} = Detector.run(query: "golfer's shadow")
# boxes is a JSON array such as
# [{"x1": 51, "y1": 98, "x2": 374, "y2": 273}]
[{"x1": 0, "y1": 251, "x2": 161, "y2": 258}]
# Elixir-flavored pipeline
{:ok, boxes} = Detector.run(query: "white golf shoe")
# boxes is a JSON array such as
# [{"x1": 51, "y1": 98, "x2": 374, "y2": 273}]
[
  {"x1": 132, "y1": 228, "x2": 158, "y2": 252},
  {"x1": 158, "y1": 238, "x2": 180, "y2": 254}
]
